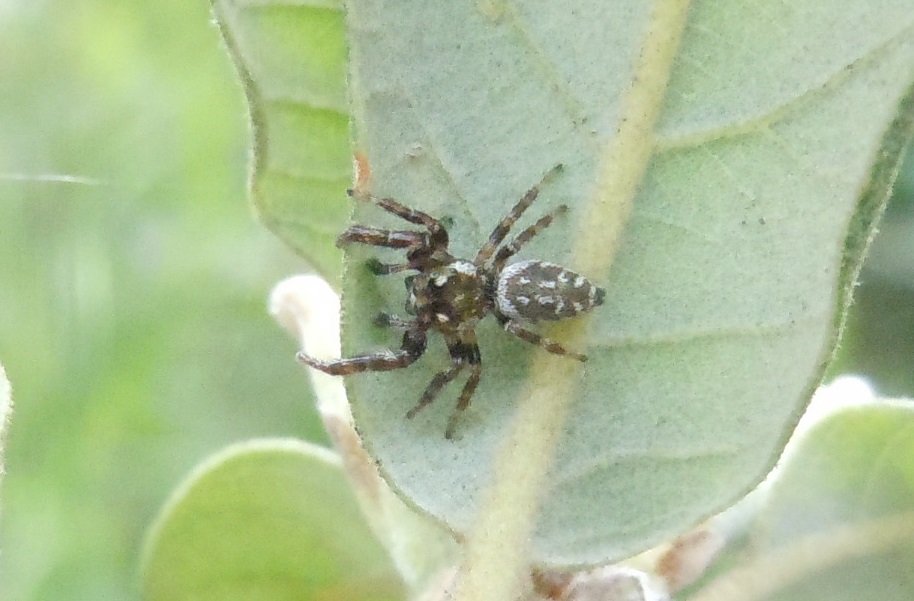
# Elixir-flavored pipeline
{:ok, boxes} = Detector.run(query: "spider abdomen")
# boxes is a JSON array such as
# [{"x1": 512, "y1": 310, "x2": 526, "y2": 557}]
[{"x1": 495, "y1": 259, "x2": 605, "y2": 322}]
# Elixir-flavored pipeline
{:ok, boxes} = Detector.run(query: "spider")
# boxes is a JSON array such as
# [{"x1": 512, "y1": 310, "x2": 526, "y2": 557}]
[{"x1": 298, "y1": 164, "x2": 605, "y2": 439}]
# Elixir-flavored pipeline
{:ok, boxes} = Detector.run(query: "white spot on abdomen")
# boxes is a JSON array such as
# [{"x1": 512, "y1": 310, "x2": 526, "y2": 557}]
[{"x1": 495, "y1": 260, "x2": 538, "y2": 320}]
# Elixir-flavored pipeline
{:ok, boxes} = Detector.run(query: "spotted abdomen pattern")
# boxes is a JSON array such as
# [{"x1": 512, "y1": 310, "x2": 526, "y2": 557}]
[{"x1": 495, "y1": 259, "x2": 605, "y2": 322}]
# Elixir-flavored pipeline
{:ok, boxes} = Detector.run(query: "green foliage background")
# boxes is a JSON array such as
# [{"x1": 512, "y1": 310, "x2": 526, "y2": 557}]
[
  {"x1": 0, "y1": 1, "x2": 326, "y2": 599},
  {"x1": 0, "y1": 1, "x2": 912, "y2": 600}
]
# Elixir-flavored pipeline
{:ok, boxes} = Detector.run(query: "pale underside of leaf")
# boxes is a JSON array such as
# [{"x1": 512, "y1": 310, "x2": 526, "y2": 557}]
[{"x1": 339, "y1": 0, "x2": 914, "y2": 568}]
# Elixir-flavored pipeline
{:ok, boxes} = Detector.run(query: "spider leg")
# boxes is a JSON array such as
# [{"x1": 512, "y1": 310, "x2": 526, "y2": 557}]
[
  {"x1": 373, "y1": 312, "x2": 413, "y2": 329},
  {"x1": 500, "y1": 318, "x2": 587, "y2": 362},
  {"x1": 297, "y1": 329, "x2": 427, "y2": 375},
  {"x1": 445, "y1": 362, "x2": 482, "y2": 440},
  {"x1": 406, "y1": 335, "x2": 482, "y2": 430},
  {"x1": 347, "y1": 189, "x2": 444, "y2": 233},
  {"x1": 491, "y1": 205, "x2": 568, "y2": 271},
  {"x1": 474, "y1": 164, "x2": 564, "y2": 265},
  {"x1": 405, "y1": 362, "x2": 466, "y2": 420},
  {"x1": 364, "y1": 258, "x2": 412, "y2": 275},
  {"x1": 337, "y1": 225, "x2": 425, "y2": 249}
]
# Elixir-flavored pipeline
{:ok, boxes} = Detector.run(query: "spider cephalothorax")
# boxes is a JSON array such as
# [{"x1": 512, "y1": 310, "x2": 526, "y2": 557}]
[{"x1": 298, "y1": 165, "x2": 605, "y2": 438}]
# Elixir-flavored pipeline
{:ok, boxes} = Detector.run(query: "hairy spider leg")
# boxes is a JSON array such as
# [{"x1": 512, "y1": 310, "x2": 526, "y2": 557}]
[
  {"x1": 336, "y1": 225, "x2": 425, "y2": 249},
  {"x1": 405, "y1": 364, "x2": 465, "y2": 418},
  {"x1": 336, "y1": 227, "x2": 425, "y2": 275},
  {"x1": 347, "y1": 188, "x2": 444, "y2": 233},
  {"x1": 474, "y1": 163, "x2": 564, "y2": 265},
  {"x1": 344, "y1": 191, "x2": 450, "y2": 269},
  {"x1": 405, "y1": 335, "x2": 482, "y2": 439},
  {"x1": 297, "y1": 328, "x2": 427, "y2": 375},
  {"x1": 445, "y1": 362, "x2": 482, "y2": 440},
  {"x1": 499, "y1": 318, "x2": 587, "y2": 362},
  {"x1": 491, "y1": 205, "x2": 569, "y2": 272}
]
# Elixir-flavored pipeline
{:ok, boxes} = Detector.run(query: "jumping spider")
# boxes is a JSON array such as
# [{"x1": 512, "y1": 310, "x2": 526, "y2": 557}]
[{"x1": 298, "y1": 164, "x2": 605, "y2": 439}]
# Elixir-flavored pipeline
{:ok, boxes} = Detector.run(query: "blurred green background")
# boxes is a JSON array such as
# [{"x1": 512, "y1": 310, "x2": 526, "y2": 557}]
[
  {"x1": 0, "y1": 1, "x2": 327, "y2": 599},
  {"x1": 0, "y1": 1, "x2": 911, "y2": 600}
]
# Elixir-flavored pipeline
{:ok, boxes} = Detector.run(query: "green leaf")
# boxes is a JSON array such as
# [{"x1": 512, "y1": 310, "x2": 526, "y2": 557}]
[
  {"x1": 687, "y1": 399, "x2": 914, "y2": 601},
  {"x1": 337, "y1": 1, "x2": 914, "y2": 568},
  {"x1": 221, "y1": 0, "x2": 914, "y2": 572},
  {"x1": 212, "y1": 0, "x2": 351, "y2": 284},
  {"x1": 141, "y1": 439, "x2": 403, "y2": 601}
]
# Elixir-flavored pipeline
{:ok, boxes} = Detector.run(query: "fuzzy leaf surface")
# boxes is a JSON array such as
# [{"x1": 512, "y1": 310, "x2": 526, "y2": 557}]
[{"x1": 338, "y1": 1, "x2": 914, "y2": 566}]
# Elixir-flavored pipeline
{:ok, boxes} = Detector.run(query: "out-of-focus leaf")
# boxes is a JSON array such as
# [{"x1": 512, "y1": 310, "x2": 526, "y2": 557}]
[
  {"x1": 142, "y1": 438, "x2": 403, "y2": 601},
  {"x1": 212, "y1": 0, "x2": 351, "y2": 284},
  {"x1": 0, "y1": 362, "x2": 10, "y2": 500},
  {"x1": 687, "y1": 400, "x2": 914, "y2": 601}
]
